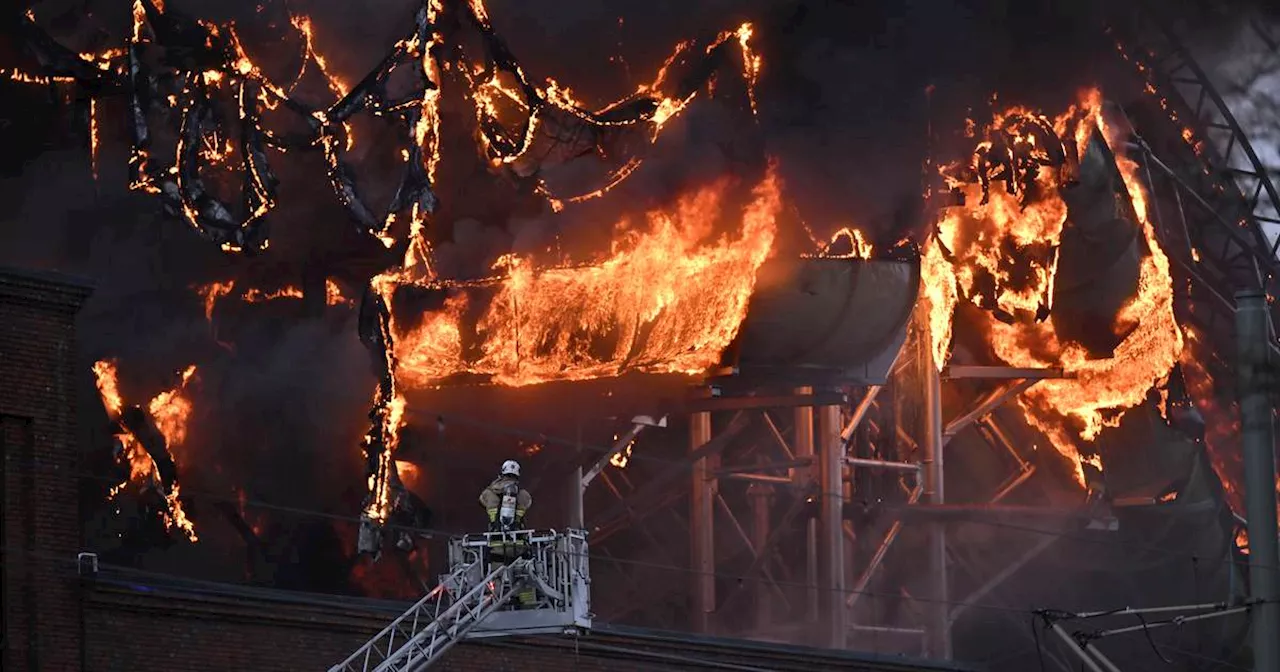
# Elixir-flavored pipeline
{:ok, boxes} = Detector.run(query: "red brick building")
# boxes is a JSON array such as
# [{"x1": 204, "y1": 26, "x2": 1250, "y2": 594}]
[
  {"x1": 1, "y1": 265, "x2": 92, "y2": 672},
  {"x1": 1, "y1": 265, "x2": 971, "y2": 672}
]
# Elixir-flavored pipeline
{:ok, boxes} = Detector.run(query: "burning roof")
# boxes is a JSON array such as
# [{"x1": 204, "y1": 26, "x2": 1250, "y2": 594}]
[
  {"x1": 927, "y1": 90, "x2": 1183, "y2": 484},
  {"x1": 14, "y1": 0, "x2": 772, "y2": 539},
  {"x1": 386, "y1": 167, "x2": 782, "y2": 388},
  {"x1": 10, "y1": 0, "x2": 1265, "y2": 593},
  {"x1": 14, "y1": 0, "x2": 761, "y2": 256}
]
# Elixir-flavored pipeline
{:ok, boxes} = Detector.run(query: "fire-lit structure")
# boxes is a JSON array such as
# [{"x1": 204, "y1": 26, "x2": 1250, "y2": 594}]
[{"x1": 5, "y1": 0, "x2": 1280, "y2": 670}]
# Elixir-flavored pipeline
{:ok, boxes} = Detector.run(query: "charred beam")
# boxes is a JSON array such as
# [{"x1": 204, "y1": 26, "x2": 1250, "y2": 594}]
[
  {"x1": 590, "y1": 413, "x2": 749, "y2": 541},
  {"x1": 943, "y1": 365, "x2": 1071, "y2": 380},
  {"x1": 683, "y1": 391, "x2": 847, "y2": 413}
]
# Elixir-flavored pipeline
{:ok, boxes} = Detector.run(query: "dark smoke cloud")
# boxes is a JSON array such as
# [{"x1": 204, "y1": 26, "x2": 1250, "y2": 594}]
[{"x1": 1, "y1": 0, "x2": 1271, "y2": 602}]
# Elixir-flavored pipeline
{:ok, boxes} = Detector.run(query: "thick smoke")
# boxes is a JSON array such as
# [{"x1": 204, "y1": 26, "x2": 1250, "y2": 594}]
[{"x1": 1, "y1": 0, "x2": 1273, "y2": 631}]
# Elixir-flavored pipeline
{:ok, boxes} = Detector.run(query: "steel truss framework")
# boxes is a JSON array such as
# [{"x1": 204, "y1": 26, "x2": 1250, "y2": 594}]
[
  {"x1": 577, "y1": 9, "x2": 1280, "y2": 663},
  {"x1": 1118, "y1": 10, "x2": 1280, "y2": 369},
  {"x1": 579, "y1": 306, "x2": 1087, "y2": 658}
]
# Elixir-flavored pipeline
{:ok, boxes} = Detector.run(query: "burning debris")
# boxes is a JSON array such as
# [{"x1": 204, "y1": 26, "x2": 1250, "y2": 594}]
[
  {"x1": 194, "y1": 278, "x2": 355, "y2": 320},
  {"x1": 814, "y1": 227, "x2": 877, "y2": 260},
  {"x1": 17, "y1": 0, "x2": 1224, "y2": 589},
  {"x1": 15, "y1": 0, "x2": 760, "y2": 255},
  {"x1": 384, "y1": 167, "x2": 782, "y2": 388},
  {"x1": 91, "y1": 359, "x2": 200, "y2": 542},
  {"x1": 927, "y1": 90, "x2": 1184, "y2": 483},
  {"x1": 349, "y1": 166, "x2": 783, "y2": 549},
  {"x1": 968, "y1": 107, "x2": 1080, "y2": 207},
  {"x1": 16, "y1": 0, "x2": 767, "y2": 558}
]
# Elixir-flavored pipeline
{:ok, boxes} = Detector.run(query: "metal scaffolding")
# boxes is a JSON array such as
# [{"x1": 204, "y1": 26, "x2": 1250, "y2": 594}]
[
  {"x1": 572, "y1": 5, "x2": 1280, "y2": 664},
  {"x1": 575, "y1": 298, "x2": 1087, "y2": 656}
]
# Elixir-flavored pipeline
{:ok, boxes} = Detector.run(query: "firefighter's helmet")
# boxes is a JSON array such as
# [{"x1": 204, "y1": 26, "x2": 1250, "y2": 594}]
[{"x1": 500, "y1": 459, "x2": 521, "y2": 478}]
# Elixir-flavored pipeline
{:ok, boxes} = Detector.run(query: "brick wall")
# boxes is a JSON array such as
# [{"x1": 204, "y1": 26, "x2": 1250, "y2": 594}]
[
  {"x1": 0, "y1": 266, "x2": 92, "y2": 672},
  {"x1": 82, "y1": 576, "x2": 968, "y2": 672}
]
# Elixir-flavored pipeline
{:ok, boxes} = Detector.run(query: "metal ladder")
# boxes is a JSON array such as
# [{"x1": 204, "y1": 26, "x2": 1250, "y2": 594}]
[{"x1": 328, "y1": 558, "x2": 529, "y2": 672}]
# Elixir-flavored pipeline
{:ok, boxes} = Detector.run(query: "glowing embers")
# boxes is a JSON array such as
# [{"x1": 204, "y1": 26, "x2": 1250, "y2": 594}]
[
  {"x1": 20, "y1": 2, "x2": 762, "y2": 256},
  {"x1": 389, "y1": 168, "x2": 782, "y2": 388},
  {"x1": 936, "y1": 95, "x2": 1095, "y2": 324},
  {"x1": 194, "y1": 278, "x2": 355, "y2": 321},
  {"x1": 810, "y1": 227, "x2": 876, "y2": 259},
  {"x1": 91, "y1": 360, "x2": 200, "y2": 541},
  {"x1": 928, "y1": 89, "x2": 1183, "y2": 483}
]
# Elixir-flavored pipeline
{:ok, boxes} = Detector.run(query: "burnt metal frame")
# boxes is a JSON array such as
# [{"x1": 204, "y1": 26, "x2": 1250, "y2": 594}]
[
  {"x1": 842, "y1": 313, "x2": 1074, "y2": 659},
  {"x1": 1119, "y1": 10, "x2": 1280, "y2": 364},
  {"x1": 920, "y1": 14, "x2": 1280, "y2": 659},
  {"x1": 581, "y1": 410, "x2": 793, "y2": 627},
  {"x1": 578, "y1": 387, "x2": 853, "y2": 641},
  {"x1": 578, "y1": 13, "x2": 1280, "y2": 659},
  {"x1": 578, "y1": 311, "x2": 1074, "y2": 658}
]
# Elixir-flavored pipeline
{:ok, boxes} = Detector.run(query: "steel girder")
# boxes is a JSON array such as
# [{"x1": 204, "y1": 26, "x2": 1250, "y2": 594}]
[{"x1": 1116, "y1": 7, "x2": 1280, "y2": 353}]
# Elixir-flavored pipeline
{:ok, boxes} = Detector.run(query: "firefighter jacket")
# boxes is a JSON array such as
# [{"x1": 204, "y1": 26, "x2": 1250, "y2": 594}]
[{"x1": 479, "y1": 476, "x2": 532, "y2": 526}]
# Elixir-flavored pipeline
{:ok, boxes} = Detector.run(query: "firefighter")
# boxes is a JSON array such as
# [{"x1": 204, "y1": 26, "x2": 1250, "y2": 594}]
[
  {"x1": 479, "y1": 460, "x2": 532, "y2": 531},
  {"x1": 478, "y1": 460, "x2": 536, "y2": 608}
]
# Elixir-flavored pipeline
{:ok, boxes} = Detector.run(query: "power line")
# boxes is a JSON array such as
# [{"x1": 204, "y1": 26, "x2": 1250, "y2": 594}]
[
  {"x1": 5, "y1": 443, "x2": 1268, "y2": 640},
  {"x1": 7, "y1": 452, "x2": 1272, "y2": 588},
  {"x1": 1153, "y1": 643, "x2": 1252, "y2": 672},
  {"x1": 10, "y1": 520, "x2": 1267, "y2": 634},
  {"x1": 43, "y1": 457, "x2": 1275, "y2": 581},
  {"x1": 1031, "y1": 600, "x2": 1272, "y2": 672},
  {"x1": 0, "y1": 524, "x2": 1025, "y2": 620},
  {"x1": 357, "y1": 404, "x2": 1264, "y2": 572},
  {"x1": 4, "y1": 520, "x2": 1270, "y2": 671}
]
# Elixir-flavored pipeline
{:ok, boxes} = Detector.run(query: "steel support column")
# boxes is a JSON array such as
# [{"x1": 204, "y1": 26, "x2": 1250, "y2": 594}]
[
  {"x1": 690, "y1": 411, "x2": 716, "y2": 634},
  {"x1": 748, "y1": 482, "x2": 773, "y2": 630},
  {"x1": 818, "y1": 402, "x2": 846, "y2": 647},
  {"x1": 1235, "y1": 290, "x2": 1280, "y2": 672},
  {"x1": 794, "y1": 388, "x2": 819, "y2": 622},
  {"x1": 570, "y1": 466, "x2": 585, "y2": 529},
  {"x1": 922, "y1": 339, "x2": 952, "y2": 659}
]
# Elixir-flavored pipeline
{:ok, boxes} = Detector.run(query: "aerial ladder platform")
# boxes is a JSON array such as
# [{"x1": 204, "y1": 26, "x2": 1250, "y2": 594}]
[{"x1": 329, "y1": 529, "x2": 592, "y2": 672}]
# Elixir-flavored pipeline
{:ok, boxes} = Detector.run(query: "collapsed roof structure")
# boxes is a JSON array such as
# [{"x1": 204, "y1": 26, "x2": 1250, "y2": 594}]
[{"x1": 8, "y1": 0, "x2": 1280, "y2": 669}]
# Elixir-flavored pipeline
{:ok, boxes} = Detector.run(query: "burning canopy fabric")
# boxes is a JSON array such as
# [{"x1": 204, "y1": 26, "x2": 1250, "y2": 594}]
[
  {"x1": 14, "y1": 0, "x2": 761, "y2": 257},
  {"x1": 17, "y1": 1, "x2": 1222, "y2": 551}
]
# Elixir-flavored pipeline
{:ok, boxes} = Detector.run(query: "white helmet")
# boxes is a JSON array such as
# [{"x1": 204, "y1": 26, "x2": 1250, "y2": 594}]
[{"x1": 500, "y1": 460, "x2": 521, "y2": 478}]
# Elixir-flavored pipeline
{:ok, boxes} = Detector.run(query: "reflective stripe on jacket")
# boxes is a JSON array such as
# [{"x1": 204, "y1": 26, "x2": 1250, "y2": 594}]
[{"x1": 479, "y1": 476, "x2": 532, "y2": 520}]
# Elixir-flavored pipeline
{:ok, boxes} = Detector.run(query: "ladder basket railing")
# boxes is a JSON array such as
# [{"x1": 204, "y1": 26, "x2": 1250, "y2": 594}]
[
  {"x1": 328, "y1": 560, "x2": 518, "y2": 672},
  {"x1": 328, "y1": 529, "x2": 591, "y2": 672}
]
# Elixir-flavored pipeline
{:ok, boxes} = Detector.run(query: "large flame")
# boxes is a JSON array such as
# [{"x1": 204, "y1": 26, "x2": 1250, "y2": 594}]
[
  {"x1": 92, "y1": 360, "x2": 199, "y2": 541},
  {"x1": 926, "y1": 90, "x2": 1184, "y2": 482},
  {"x1": 392, "y1": 167, "x2": 783, "y2": 388}
]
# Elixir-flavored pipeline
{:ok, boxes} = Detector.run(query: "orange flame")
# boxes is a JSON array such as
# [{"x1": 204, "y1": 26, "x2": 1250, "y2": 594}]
[
  {"x1": 365, "y1": 393, "x2": 406, "y2": 522},
  {"x1": 921, "y1": 236, "x2": 958, "y2": 370},
  {"x1": 325, "y1": 279, "x2": 351, "y2": 306},
  {"x1": 194, "y1": 279, "x2": 354, "y2": 319},
  {"x1": 243, "y1": 286, "x2": 304, "y2": 302},
  {"x1": 395, "y1": 459, "x2": 421, "y2": 493},
  {"x1": 392, "y1": 166, "x2": 782, "y2": 388},
  {"x1": 2, "y1": 68, "x2": 75, "y2": 84},
  {"x1": 815, "y1": 227, "x2": 875, "y2": 259},
  {"x1": 926, "y1": 89, "x2": 1183, "y2": 483},
  {"x1": 196, "y1": 281, "x2": 236, "y2": 321},
  {"x1": 93, "y1": 360, "x2": 126, "y2": 417},
  {"x1": 148, "y1": 365, "x2": 198, "y2": 450},
  {"x1": 1181, "y1": 328, "x2": 1280, "y2": 526},
  {"x1": 609, "y1": 436, "x2": 636, "y2": 469},
  {"x1": 92, "y1": 360, "x2": 199, "y2": 540}
]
